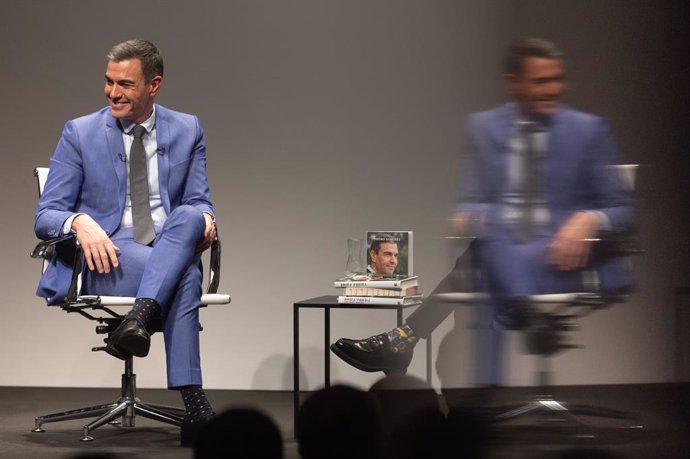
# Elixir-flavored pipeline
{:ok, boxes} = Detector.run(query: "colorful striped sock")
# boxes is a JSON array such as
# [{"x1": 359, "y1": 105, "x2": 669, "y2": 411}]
[{"x1": 386, "y1": 324, "x2": 418, "y2": 352}]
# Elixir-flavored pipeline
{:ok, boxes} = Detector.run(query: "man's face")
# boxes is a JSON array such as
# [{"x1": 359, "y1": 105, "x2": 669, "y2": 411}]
[
  {"x1": 506, "y1": 57, "x2": 566, "y2": 119},
  {"x1": 104, "y1": 59, "x2": 161, "y2": 124},
  {"x1": 370, "y1": 242, "x2": 399, "y2": 274}
]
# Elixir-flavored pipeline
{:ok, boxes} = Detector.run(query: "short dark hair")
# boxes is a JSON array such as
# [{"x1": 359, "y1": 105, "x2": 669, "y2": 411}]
[
  {"x1": 370, "y1": 234, "x2": 398, "y2": 254},
  {"x1": 503, "y1": 38, "x2": 562, "y2": 76},
  {"x1": 107, "y1": 39, "x2": 163, "y2": 83}
]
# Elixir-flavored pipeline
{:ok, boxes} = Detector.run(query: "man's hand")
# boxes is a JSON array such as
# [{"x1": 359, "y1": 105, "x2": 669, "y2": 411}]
[
  {"x1": 546, "y1": 211, "x2": 599, "y2": 271},
  {"x1": 72, "y1": 214, "x2": 120, "y2": 274},
  {"x1": 197, "y1": 213, "x2": 216, "y2": 253}
]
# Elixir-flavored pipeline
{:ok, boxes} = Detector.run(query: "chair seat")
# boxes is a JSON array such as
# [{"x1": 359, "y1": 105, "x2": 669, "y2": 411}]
[
  {"x1": 434, "y1": 292, "x2": 600, "y2": 304},
  {"x1": 433, "y1": 292, "x2": 489, "y2": 303},
  {"x1": 77, "y1": 294, "x2": 231, "y2": 306}
]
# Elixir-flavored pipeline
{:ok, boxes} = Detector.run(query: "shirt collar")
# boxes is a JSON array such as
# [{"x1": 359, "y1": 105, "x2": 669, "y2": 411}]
[
  {"x1": 507, "y1": 102, "x2": 552, "y2": 131},
  {"x1": 120, "y1": 105, "x2": 157, "y2": 135}
]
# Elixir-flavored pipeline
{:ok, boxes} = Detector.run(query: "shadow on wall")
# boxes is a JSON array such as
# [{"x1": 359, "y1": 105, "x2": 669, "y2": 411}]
[{"x1": 251, "y1": 348, "x2": 324, "y2": 391}]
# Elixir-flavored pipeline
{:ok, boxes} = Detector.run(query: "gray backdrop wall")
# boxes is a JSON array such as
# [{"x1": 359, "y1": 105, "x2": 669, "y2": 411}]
[{"x1": 1, "y1": 0, "x2": 687, "y2": 391}]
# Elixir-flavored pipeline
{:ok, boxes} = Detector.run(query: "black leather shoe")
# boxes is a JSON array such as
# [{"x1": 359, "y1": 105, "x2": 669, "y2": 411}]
[
  {"x1": 105, "y1": 318, "x2": 150, "y2": 358},
  {"x1": 180, "y1": 413, "x2": 214, "y2": 447},
  {"x1": 103, "y1": 342, "x2": 127, "y2": 360},
  {"x1": 330, "y1": 333, "x2": 414, "y2": 374}
]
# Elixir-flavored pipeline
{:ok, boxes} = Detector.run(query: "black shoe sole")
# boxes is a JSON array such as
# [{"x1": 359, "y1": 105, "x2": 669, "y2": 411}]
[
  {"x1": 103, "y1": 343, "x2": 127, "y2": 360},
  {"x1": 329, "y1": 343, "x2": 405, "y2": 374},
  {"x1": 114, "y1": 334, "x2": 150, "y2": 358}
]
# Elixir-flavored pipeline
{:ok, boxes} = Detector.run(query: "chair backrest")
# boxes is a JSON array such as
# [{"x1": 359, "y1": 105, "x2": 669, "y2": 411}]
[
  {"x1": 34, "y1": 167, "x2": 49, "y2": 197},
  {"x1": 34, "y1": 168, "x2": 51, "y2": 275},
  {"x1": 34, "y1": 167, "x2": 83, "y2": 299},
  {"x1": 611, "y1": 164, "x2": 637, "y2": 192}
]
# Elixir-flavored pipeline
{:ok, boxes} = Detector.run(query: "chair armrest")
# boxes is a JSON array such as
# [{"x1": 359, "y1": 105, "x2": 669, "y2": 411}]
[
  {"x1": 32, "y1": 233, "x2": 83, "y2": 304},
  {"x1": 31, "y1": 233, "x2": 77, "y2": 259},
  {"x1": 201, "y1": 293, "x2": 231, "y2": 305},
  {"x1": 206, "y1": 232, "x2": 222, "y2": 294},
  {"x1": 590, "y1": 232, "x2": 644, "y2": 259}
]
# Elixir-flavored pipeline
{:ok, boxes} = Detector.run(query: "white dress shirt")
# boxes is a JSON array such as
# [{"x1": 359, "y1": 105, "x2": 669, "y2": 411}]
[
  {"x1": 118, "y1": 107, "x2": 167, "y2": 230},
  {"x1": 62, "y1": 107, "x2": 167, "y2": 234}
]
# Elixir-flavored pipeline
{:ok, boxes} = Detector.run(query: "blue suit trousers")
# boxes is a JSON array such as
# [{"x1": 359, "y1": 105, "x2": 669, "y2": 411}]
[{"x1": 84, "y1": 205, "x2": 206, "y2": 388}]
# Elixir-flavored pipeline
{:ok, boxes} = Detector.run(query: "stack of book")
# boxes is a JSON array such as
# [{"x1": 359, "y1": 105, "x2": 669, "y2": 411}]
[{"x1": 333, "y1": 274, "x2": 422, "y2": 305}]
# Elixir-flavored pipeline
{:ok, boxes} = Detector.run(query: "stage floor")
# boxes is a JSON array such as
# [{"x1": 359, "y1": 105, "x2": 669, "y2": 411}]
[{"x1": 0, "y1": 383, "x2": 687, "y2": 458}]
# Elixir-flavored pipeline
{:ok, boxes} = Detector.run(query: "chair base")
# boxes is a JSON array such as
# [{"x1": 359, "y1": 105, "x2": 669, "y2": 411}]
[
  {"x1": 32, "y1": 357, "x2": 185, "y2": 441},
  {"x1": 493, "y1": 394, "x2": 644, "y2": 440}
]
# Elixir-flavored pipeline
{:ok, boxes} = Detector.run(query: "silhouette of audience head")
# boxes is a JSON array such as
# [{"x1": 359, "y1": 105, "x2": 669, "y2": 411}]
[
  {"x1": 194, "y1": 407, "x2": 283, "y2": 459},
  {"x1": 369, "y1": 373, "x2": 441, "y2": 436},
  {"x1": 369, "y1": 373, "x2": 487, "y2": 459},
  {"x1": 296, "y1": 384, "x2": 384, "y2": 459}
]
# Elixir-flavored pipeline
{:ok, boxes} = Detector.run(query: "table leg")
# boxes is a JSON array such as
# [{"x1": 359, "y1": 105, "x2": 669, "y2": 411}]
[
  {"x1": 293, "y1": 304, "x2": 299, "y2": 431},
  {"x1": 324, "y1": 308, "x2": 331, "y2": 388},
  {"x1": 426, "y1": 334, "x2": 432, "y2": 383}
]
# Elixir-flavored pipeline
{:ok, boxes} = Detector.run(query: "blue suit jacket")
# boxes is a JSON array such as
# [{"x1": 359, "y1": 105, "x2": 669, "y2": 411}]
[
  {"x1": 458, "y1": 104, "x2": 636, "y2": 297},
  {"x1": 35, "y1": 104, "x2": 215, "y2": 304}
]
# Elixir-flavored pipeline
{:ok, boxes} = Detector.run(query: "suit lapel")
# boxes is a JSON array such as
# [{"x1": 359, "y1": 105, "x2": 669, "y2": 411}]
[
  {"x1": 487, "y1": 104, "x2": 513, "y2": 154},
  {"x1": 155, "y1": 105, "x2": 172, "y2": 215},
  {"x1": 486, "y1": 104, "x2": 514, "y2": 193},
  {"x1": 546, "y1": 106, "x2": 566, "y2": 158},
  {"x1": 544, "y1": 107, "x2": 571, "y2": 177},
  {"x1": 543, "y1": 106, "x2": 578, "y2": 212},
  {"x1": 105, "y1": 112, "x2": 127, "y2": 222}
]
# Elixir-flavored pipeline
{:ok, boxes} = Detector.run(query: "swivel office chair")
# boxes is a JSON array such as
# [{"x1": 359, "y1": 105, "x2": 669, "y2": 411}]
[
  {"x1": 436, "y1": 165, "x2": 644, "y2": 440},
  {"x1": 30, "y1": 167, "x2": 231, "y2": 441}
]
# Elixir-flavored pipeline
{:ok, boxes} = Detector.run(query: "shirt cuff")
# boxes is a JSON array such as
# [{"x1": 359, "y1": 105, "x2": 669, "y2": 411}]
[{"x1": 62, "y1": 213, "x2": 84, "y2": 235}]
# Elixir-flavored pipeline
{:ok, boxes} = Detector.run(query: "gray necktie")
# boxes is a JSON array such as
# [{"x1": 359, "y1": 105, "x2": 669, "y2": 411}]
[
  {"x1": 130, "y1": 125, "x2": 156, "y2": 245},
  {"x1": 515, "y1": 122, "x2": 539, "y2": 243}
]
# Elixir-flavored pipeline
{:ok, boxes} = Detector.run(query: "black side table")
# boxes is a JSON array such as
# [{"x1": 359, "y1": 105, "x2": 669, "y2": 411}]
[{"x1": 293, "y1": 295, "x2": 431, "y2": 429}]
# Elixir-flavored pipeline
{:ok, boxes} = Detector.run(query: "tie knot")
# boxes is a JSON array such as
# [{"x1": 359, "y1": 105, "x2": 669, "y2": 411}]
[
  {"x1": 517, "y1": 120, "x2": 545, "y2": 134},
  {"x1": 132, "y1": 125, "x2": 146, "y2": 139}
]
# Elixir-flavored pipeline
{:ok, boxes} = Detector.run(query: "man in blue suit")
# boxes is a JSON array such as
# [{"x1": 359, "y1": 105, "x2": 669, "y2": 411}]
[
  {"x1": 35, "y1": 39, "x2": 216, "y2": 445},
  {"x1": 331, "y1": 38, "x2": 636, "y2": 382}
]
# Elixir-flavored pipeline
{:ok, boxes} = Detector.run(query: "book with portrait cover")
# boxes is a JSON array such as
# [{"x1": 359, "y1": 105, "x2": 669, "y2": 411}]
[{"x1": 365, "y1": 231, "x2": 413, "y2": 277}]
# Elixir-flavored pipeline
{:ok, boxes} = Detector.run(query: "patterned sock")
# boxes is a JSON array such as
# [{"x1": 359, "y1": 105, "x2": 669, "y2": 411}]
[
  {"x1": 386, "y1": 324, "x2": 418, "y2": 353},
  {"x1": 125, "y1": 297, "x2": 161, "y2": 327},
  {"x1": 179, "y1": 385, "x2": 214, "y2": 422}
]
